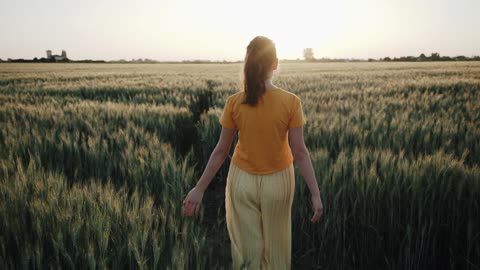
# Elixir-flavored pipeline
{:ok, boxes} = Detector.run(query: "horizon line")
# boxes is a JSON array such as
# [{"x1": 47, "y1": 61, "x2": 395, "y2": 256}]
[{"x1": 2, "y1": 53, "x2": 480, "y2": 63}]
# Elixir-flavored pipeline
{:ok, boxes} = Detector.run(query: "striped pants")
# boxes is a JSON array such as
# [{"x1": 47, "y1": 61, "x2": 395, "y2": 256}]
[{"x1": 225, "y1": 162, "x2": 295, "y2": 270}]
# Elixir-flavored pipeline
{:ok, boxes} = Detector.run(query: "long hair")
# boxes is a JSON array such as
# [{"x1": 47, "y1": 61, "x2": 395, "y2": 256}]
[{"x1": 242, "y1": 36, "x2": 277, "y2": 106}]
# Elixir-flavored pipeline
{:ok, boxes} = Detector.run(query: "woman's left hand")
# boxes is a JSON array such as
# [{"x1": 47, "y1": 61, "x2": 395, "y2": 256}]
[{"x1": 182, "y1": 186, "x2": 204, "y2": 217}]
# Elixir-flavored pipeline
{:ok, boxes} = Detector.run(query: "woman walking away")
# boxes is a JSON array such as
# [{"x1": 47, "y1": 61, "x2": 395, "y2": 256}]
[{"x1": 182, "y1": 36, "x2": 324, "y2": 270}]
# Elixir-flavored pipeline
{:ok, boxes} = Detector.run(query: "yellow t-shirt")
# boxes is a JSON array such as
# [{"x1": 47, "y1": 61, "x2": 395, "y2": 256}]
[{"x1": 219, "y1": 87, "x2": 307, "y2": 175}]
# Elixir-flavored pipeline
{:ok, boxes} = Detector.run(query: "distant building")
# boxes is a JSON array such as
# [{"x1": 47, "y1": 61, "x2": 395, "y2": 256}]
[{"x1": 46, "y1": 49, "x2": 68, "y2": 62}]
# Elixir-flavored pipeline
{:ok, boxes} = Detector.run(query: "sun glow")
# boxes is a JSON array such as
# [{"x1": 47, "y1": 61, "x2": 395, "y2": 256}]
[
  {"x1": 139, "y1": 0, "x2": 357, "y2": 60},
  {"x1": 193, "y1": 0, "x2": 354, "y2": 60},
  {"x1": 2, "y1": 0, "x2": 478, "y2": 60}
]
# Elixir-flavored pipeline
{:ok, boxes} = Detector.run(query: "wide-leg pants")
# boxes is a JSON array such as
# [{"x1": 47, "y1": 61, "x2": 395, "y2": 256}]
[{"x1": 225, "y1": 162, "x2": 295, "y2": 270}]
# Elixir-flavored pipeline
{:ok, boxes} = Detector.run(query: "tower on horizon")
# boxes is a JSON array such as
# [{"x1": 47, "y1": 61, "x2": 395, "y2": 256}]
[{"x1": 45, "y1": 49, "x2": 68, "y2": 62}]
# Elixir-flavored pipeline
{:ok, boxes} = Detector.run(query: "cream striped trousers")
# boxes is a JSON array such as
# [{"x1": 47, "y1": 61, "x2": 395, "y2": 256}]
[{"x1": 225, "y1": 162, "x2": 295, "y2": 270}]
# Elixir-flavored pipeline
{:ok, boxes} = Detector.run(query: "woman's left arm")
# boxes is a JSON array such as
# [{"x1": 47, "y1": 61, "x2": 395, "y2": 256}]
[{"x1": 182, "y1": 127, "x2": 237, "y2": 217}]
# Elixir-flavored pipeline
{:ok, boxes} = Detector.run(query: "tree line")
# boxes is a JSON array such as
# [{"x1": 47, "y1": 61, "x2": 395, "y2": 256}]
[
  {"x1": 303, "y1": 48, "x2": 480, "y2": 62},
  {"x1": 379, "y1": 52, "x2": 480, "y2": 62}
]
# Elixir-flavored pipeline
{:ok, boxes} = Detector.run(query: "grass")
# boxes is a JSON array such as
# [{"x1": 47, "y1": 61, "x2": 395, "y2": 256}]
[{"x1": 0, "y1": 62, "x2": 479, "y2": 269}]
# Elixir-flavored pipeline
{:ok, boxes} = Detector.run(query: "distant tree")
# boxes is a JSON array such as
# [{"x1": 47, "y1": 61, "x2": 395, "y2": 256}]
[
  {"x1": 303, "y1": 48, "x2": 315, "y2": 61},
  {"x1": 431, "y1": 52, "x2": 440, "y2": 61},
  {"x1": 383, "y1": 57, "x2": 391, "y2": 61},
  {"x1": 419, "y1": 53, "x2": 427, "y2": 61}
]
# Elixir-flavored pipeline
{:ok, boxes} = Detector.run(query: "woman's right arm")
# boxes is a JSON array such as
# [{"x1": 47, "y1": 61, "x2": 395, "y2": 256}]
[{"x1": 289, "y1": 126, "x2": 324, "y2": 223}]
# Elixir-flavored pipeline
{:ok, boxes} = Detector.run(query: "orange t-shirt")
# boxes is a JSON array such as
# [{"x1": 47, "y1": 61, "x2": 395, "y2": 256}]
[{"x1": 219, "y1": 87, "x2": 307, "y2": 175}]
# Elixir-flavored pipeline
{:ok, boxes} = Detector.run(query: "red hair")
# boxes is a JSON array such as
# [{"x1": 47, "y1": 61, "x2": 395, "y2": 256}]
[{"x1": 242, "y1": 36, "x2": 277, "y2": 106}]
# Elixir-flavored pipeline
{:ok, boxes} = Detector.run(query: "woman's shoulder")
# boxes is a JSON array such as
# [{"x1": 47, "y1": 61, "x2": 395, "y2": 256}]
[
  {"x1": 226, "y1": 91, "x2": 245, "y2": 104},
  {"x1": 225, "y1": 88, "x2": 301, "y2": 105},
  {"x1": 222, "y1": 92, "x2": 244, "y2": 110},
  {"x1": 269, "y1": 87, "x2": 301, "y2": 101}
]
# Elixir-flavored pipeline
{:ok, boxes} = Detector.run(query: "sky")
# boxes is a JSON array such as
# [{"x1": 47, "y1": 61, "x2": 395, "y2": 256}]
[{"x1": 1, "y1": 0, "x2": 479, "y2": 61}]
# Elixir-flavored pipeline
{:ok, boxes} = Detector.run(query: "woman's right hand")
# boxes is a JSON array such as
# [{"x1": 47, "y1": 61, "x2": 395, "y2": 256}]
[
  {"x1": 310, "y1": 194, "x2": 324, "y2": 223},
  {"x1": 182, "y1": 186, "x2": 205, "y2": 217}
]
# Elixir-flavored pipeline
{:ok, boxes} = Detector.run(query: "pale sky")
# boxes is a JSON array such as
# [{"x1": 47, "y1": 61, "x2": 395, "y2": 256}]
[{"x1": 1, "y1": 0, "x2": 479, "y2": 61}]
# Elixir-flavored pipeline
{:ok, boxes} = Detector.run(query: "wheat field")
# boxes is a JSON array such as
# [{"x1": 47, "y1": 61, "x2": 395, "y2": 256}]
[{"x1": 0, "y1": 62, "x2": 479, "y2": 269}]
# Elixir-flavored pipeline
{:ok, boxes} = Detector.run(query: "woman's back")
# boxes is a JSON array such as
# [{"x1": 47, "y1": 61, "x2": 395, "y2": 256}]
[
  {"x1": 183, "y1": 35, "x2": 323, "y2": 270},
  {"x1": 220, "y1": 87, "x2": 306, "y2": 175}
]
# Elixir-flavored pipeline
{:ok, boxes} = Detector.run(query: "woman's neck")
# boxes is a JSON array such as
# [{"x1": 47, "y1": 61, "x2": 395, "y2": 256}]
[{"x1": 265, "y1": 78, "x2": 276, "y2": 90}]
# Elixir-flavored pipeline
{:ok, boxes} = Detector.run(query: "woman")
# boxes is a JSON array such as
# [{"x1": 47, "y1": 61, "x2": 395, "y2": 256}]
[{"x1": 182, "y1": 36, "x2": 324, "y2": 270}]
